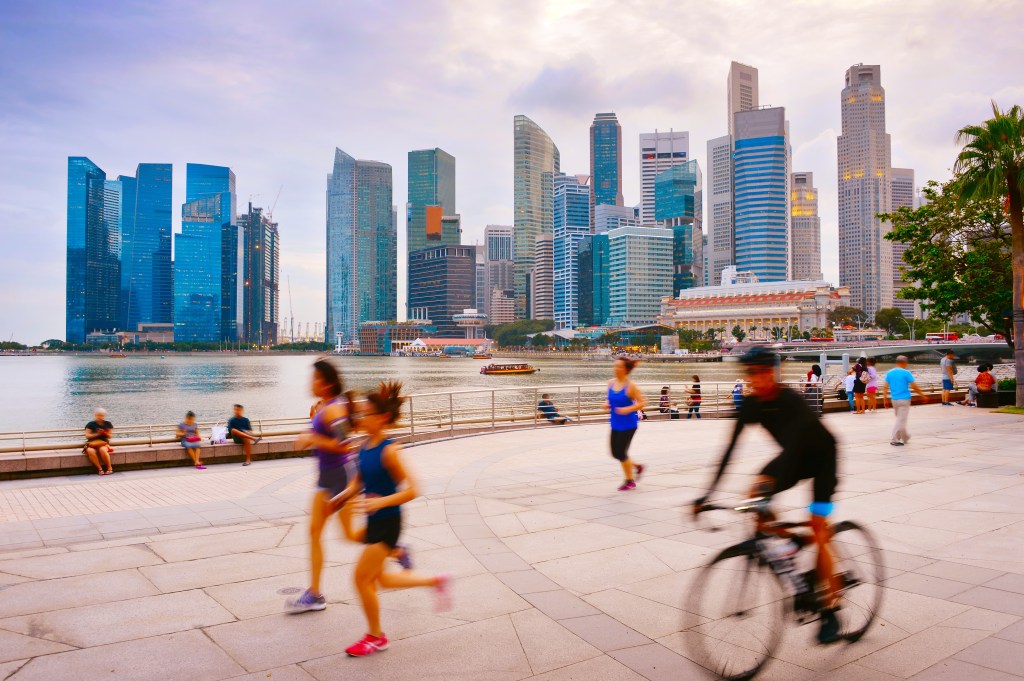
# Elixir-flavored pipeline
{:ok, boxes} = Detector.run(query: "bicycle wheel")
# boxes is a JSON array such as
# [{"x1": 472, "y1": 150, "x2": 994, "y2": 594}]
[
  {"x1": 830, "y1": 520, "x2": 884, "y2": 642},
  {"x1": 684, "y1": 542, "x2": 787, "y2": 681}
]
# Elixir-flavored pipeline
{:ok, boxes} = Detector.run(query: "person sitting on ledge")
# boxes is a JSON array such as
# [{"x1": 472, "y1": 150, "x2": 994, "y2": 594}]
[
  {"x1": 537, "y1": 394, "x2": 570, "y2": 424},
  {"x1": 228, "y1": 404, "x2": 262, "y2": 466},
  {"x1": 84, "y1": 408, "x2": 114, "y2": 475},
  {"x1": 177, "y1": 411, "x2": 206, "y2": 470},
  {"x1": 961, "y1": 364, "x2": 996, "y2": 407}
]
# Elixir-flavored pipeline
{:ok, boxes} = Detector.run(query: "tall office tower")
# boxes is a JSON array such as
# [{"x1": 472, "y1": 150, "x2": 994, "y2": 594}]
[
  {"x1": 117, "y1": 163, "x2": 173, "y2": 331},
  {"x1": 590, "y1": 113, "x2": 623, "y2": 227},
  {"x1": 654, "y1": 159, "x2": 704, "y2": 293},
  {"x1": 326, "y1": 149, "x2": 395, "y2": 345},
  {"x1": 790, "y1": 172, "x2": 823, "y2": 281},
  {"x1": 577, "y1": 233, "x2": 610, "y2": 326},
  {"x1": 706, "y1": 135, "x2": 734, "y2": 286},
  {"x1": 727, "y1": 61, "x2": 759, "y2": 137},
  {"x1": 66, "y1": 157, "x2": 121, "y2": 343},
  {"x1": 890, "y1": 168, "x2": 916, "y2": 317},
  {"x1": 733, "y1": 107, "x2": 790, "y2": 283},
  {"x1": 553, "y1": 173, "x2": 591, "y2": 329},
  {"x1": 530, "y1": 233, "x2": 554, "y2": 320},
  {"x1": 514, "y1": 114, "x2": 560, "y2": 318},
  {"x1": 483, "y1": 224, "x2": 514, "y2": 322},
  {"x1": 607, "y1": 226, "x2": 674, "y2": 326},
  {"x1": 238, "y1": 203, "x2": 280, "y2": 346},
  {"x1": 838, "y1": 64, "x2": 893, "y2": 317},
  {"x1": 639, "y1": 130, "x2": 689, "y2": 225},
  {"x1": 474, "y1": 247, "x2": 487, "y2": 314},
  {"x1": 594, "y1": 204, "x2": 639, "y2": 233},
  {"x1": 174, "y1": 164, "x2": 238, "y2": 342},
  {"x1": 406, "y1": 148, "x2": 456, "y2": 256},
  {"x1": 407, "y1": 245, "x2": 477, "y2": 338}
]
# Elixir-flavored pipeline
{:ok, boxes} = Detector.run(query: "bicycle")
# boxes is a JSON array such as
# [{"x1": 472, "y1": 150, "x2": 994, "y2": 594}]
[{"x1": 684, "y1": 496, "x2": 884, "y2": 680}]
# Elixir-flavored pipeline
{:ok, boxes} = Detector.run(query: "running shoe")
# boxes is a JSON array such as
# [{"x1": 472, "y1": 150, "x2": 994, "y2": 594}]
[
  {"x1": 433, "y1": 573, "x2": 454, "y2": 612},
  {"x1": 634, "y1": 463, "x2": 645, "y2": 480},
  {"x1": 285, "y1": 589, "x2": 326, "y2": 614},
  {"x1": 617, "y1": 481, "x2": 637, "y2": 491},
  {"x1": 394, "y1": 543, "x2": 413, "y2": 570},
  {"x1": 346, "y1": 633, "x2": 389, "y2": 657},
  {"x1": 890, "y1": 441, "x2": 905, "y2": 446},
  {"x1": 195, "y1": 464, "x2": 207, "y2": 470},
  {"x1": 817, "y1": 608, "x2": 841, "y2": 644}
]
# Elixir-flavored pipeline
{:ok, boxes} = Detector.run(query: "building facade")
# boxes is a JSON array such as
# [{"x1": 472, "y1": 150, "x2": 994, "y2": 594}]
[
  {"x1": 733, "y1": 107, "x2": 790, "y2": 283},
  {"x1": 590, "y1": 112, "x2": 623, "y2": 227},
  {"x1": 577, "y1": 233, "x2": 610, "y2": 327},
  {"x1": 238, "y1": 203, "x2": 280, "y2": 346},
  {"x1": 118, "y1": 163, "x2": 173, "y2": 331},
  {"x1": 513, "y1": 115, "x2": 560, "y2": 318},
  {"x1": 838, "y1": 64, "x2": 893, "y2": 318},
  {"x1": 639, "y1": 130, "x2": 689, "y2": 225},
  {"x1": 594, "y1": 204, "x2": 639, "y2": 233},
  {"x1": 483, "y1": 224, "x2": 514, "y2": 322},
  {"x1": 326, "y1": 148, "x2": 396, "y2": 345},
  {"x1": 706, "y1": 134, "x2": 734, "y2": 286},
  {"x1": 530, "y1": 233, "x2": 554, "y2": 321},
  {"x1": 608, "y1": 226, "x2": 674, "y2": 326},
  {"x1": 357, "y1": 320, "x2": 436, "y2": 354},
  {"x1": 406, "y1": 148, "x2": 457, "y2": 255},
  {"x1": 790, "y1": 172, "x2": 823, "y2": 281},
  {"x1": 727, "y1": 61, "x2": 759, "y2": 138},
  {"x1": 890, "y1": 167, "x2": 916, "y2": 317},
  {"x1": 655, "y1": 159, "x2": 703, "y2": 294},
  {"x1": 553, "y1": 174, "x2": 591, "y2": 329},
  {"x1": 407, "y1": 245, "x2": 477, "y2": 338}
]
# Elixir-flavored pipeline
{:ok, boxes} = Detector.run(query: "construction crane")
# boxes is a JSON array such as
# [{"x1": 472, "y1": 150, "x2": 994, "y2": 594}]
[{"x1": 267, "y1": 185, "x2": 283, "y2": 222}]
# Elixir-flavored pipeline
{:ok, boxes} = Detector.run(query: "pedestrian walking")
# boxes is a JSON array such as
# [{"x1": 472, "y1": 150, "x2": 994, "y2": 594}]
[
  {"x1": 866, "y1": 358, "x2": 880, "y2": 412},
  {"x1": 345, "y1": 381, "x2": 453, "y2": 657},
  {"x1": 84, "y1": 408, "x2": 114, "y2": 475},
  {"x1": 883, "y1": 355, "x2": 927, "y2": 446},
  {"x1": 227, "y1": 404, "x2": 262, "y2": 466},
  {"x1": 852, "y1": 357, "x2": 869, "y2": 414},
  {"x1": 606, "y1": 357, "x2": 645, "y2": 491},
  {"x1": 686, "y1": 375, "x2": 702, "y2": 419},
  {"x1": 940, "y1": 350, "x2": 957, "y2": 405},
  {"x1": 177, "y1": 411, "x2": 205, "y2": 469}
]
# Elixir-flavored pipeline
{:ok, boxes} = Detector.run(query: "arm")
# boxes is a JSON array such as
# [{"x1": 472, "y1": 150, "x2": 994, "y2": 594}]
[
  {"x1": 295, "y1": 403, "x2": 353, "y2": 453},
  {"x1": 362, "y1": 444, "x2": 418, "y2": 513},
  {"x1": 910, "y1": 380, "x2": 926, "y2": 399},
  {"x1": 329, "y1": 471, "x2": 362, "y2": 510},
  {"x1": 85, "y1": 425, "x2": 98, "y2": 439},
  {"x1": 696, "y1": 415, "x2": 746, "y2": 510}
]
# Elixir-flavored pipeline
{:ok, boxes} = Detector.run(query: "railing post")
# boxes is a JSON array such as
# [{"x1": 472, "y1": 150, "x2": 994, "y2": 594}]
[
  {"x1": 491, "y1": 391, "x2": 496, "y2": 431},
  {"x1": 449, "y1": 393, "x2": 454, "y2": 434},
  {"x1": 22, "y1": 432, "x2": 26, "y2": 454},
  {"x1": 577, "y1": 386, "x2": 581, "y2": 424},
  {"x1": 409, "y1": 396, "x2": 416, "y2": 436},
  {"x1": 533, "y1": 388, "x2": 538, "y2": 428},
  {"x1": 148, "y1": 425, "x2": 153, "y2": 447}
]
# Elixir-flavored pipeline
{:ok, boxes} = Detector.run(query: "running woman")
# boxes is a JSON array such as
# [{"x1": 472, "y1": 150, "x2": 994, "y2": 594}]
[
  {"x1": 344, "y1": 381, "x2": 452, "y2": 657},
  {"x1": 287, "y1": 359, "x2": 359, "y2": 613},
  {"x1": 607, "y1": 357, "x2": 646, "y2": 491}
]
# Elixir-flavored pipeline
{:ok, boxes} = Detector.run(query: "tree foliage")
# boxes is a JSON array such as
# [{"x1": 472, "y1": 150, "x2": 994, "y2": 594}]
[
  {"x1": 490, "y1": 319, "x2": 554, "y2": 347},
  {"x1": 874, "y1": 308, "x2": 906, "y2": 334},
  {"x1": 828, "y1": 306, "x2": 868, "y2": 327},
  {"x1": 731, "y1": 324, "x2": 746, "y2": 342}
]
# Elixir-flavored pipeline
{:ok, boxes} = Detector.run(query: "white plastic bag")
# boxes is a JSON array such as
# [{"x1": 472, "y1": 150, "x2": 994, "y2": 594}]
[{"x1": 211, "y1": 425, "x2": 228, "y2": 444}]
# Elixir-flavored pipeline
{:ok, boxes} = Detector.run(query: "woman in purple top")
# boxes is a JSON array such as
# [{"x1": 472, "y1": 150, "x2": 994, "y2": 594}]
[
  {"x1": 607, "y1": 357, "x2": 646, "y2": 491},
  {"x1": 287, "y1": 359, "x2": 359, "y2": 613}
]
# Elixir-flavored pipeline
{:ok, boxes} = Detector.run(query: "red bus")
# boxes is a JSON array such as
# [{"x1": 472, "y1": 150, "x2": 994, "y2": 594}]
[
  {"x1": 925, "y1": 333, "x2": 959, "y2": 343},
  {"x1": 809, "y1": 337, "x2": 835, "y2": 342}
]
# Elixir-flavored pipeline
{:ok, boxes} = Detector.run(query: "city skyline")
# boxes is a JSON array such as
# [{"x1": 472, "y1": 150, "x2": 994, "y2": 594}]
[{"x1": 3, "y1": 1, "x2": 1022, "y2": 341}]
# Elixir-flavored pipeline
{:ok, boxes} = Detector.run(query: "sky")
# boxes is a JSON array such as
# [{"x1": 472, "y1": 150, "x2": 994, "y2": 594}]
[{"x1": 1, "y1": 0, "x2": 1022, "y2": 344}]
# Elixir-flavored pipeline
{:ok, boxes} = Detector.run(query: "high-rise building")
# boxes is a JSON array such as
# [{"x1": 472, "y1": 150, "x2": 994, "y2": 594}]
[
  {"x1": 727, "y1": 61, "x2": 759, "y2": 137},
  {"x1": 590, "y1": 113, "x2": 623, "y2": 227},
  {"x1": 474, "y1": 247, "x2": 487, "y2": 315},
  {"x1": 655, "y1": 159, "x2": 704, "y2": 293},
  {"x1": 66, "y1": 157, "x2": 120, "y2": 343},
  {"x1": 706, "y1": 135, "x2": 734, "y2": 286},
  {"x1": 406, "y1": 148, "x2": 456, "y2": 257},
  {"x1": 483, "y1": 224, "x2": 514, "y2": 322},
  {"x1": 553, "y1": 174, "x2": 591, "y2": 329},
  {"x1": 890, "y1": 168, "x2": 916, "y2": 317},
  {"x1": 238, "y1": 203, "x2": 280, "y2": 346},
  {"x1": 530, "y1": 233, "x2": 554, "y2": 320},
  {"x1": 118, "y1": 163, "x2": 173, "y2": 331},
  {"x1": 838, "y1": 64, "x2": 893, "y2": 317},
  {"x1": 639, "y1": 130, "x2": 689, "y2": 225},
  {"x1": 514, "y1": 115, "x2": 560, "y2": 318},
  {"x1": 407, "y1": 245, "x2": 477, "y2": 338},
  {"x1": 733, "y1": 107, "x2": 790, "y2": 283},
  {"x1": 326, "y1": 149, "x2": 395, "y2": 345},
  {"x1": 594, "y1": 204, "x2": 639, "y2": 233},
  {"x1": 790, "y1": 172, "x2": 823, "y2": 281},
  {"x1": 607, "y1": 226, "x2": 674, "y2": 326},
  {"x1": 577, "y1": 232, "x2": 610, "y2": 326}
]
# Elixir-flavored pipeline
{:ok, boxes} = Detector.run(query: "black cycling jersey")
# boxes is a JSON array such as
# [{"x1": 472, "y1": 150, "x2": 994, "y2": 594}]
[{"x1": 705, "y1": 387, "x2": 837, "y2": 503}]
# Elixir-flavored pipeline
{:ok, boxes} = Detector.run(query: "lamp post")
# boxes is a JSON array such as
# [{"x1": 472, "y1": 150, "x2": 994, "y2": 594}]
[{"x1": 899, "y1": 316, "x2": 916, "y2": 342}]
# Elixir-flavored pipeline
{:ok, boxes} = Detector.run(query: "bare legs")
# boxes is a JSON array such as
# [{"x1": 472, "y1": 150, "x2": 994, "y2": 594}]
[
  {"x1": 354, "y1": 542, "x2": 441, "y2": 637},
  {"x1": 811, "y1": 515, "x2": 841, "y2": 609},
  {"x1": 85, "y1": 444, "x2": 111, "y2": 474},
  {"x1": 185, "y1": 446, "x2": 203, "y2": 466},
  {"x1": 854, "y1": 392, "x2": 866, "y2": 414},
  {"x1": 230, "y1": 428, "x2": 257, "y2": 464}
]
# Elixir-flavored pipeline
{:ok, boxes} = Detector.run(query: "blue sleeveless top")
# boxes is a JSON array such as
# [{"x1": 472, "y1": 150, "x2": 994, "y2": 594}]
[
  {"x1": 608, "y1": 383, "x2": 639, "y2": 431},
  {"x1": 359, "y1": 438, "x2": 400, "y2": 518}
]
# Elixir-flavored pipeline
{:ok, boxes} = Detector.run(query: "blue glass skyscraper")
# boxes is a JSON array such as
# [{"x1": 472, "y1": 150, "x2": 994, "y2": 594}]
[
  {"x1": 553, "y1": 173, "x2": 591, "y2": 329},
  {"x1": 407, "y1": 148, "x2": 457, "y2": 254},
  {"x1": 589, "y1": 113, "x2": 623, "y2": 229},
  {"x1": 66, "y1": 157, "x2": 120, "y2": 343},
  {"x1": 655, "y1": 159, "x2": 704, "y2": 293},
  {"x1": 733, "y1": 107, "x2": 790, "y2": 282},
  {"x1": 119, "y1": 163, "x2": 172, "y2": 330}
]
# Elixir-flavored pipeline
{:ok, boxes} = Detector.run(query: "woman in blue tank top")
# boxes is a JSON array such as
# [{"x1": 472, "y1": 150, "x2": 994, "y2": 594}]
[
  {"x1": 344, "y1": 381, "x2": 453, "y2": 658},
  {"x1": 607, "y1": 357, "x2": 646, "y2": 491}
]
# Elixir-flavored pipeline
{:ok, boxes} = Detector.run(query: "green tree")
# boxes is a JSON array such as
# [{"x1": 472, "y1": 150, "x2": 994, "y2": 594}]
[
  {"x1": 874, "y1": 308, "x2": 906, "y2": 334},
  {"x1": 0, "y1": 341, "x2": 27, "y2": 350},
  {"x1": 828, "y1": 306, "x2": 868, "y2": 327},
  {"x1": 530, "y1": 333, "x2": 552, "y2": 348},
  {"x1": 491, "y1": 319, "x2": 554, "y2": 347},
  {"x1": 954, "y1": 101, "x2": 1024, "y2": 406},
  {"x1": 731, "y1": 324, "x2": 746, "y2": 342},
  {"x1": 788, "y1": 325, "x2": 800, "y2": 340}
]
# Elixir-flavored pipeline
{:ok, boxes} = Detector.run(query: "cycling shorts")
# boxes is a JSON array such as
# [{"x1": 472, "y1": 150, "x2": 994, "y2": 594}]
[{"x1": 760, "y1": 444, "x2": 837, "y2": 508}]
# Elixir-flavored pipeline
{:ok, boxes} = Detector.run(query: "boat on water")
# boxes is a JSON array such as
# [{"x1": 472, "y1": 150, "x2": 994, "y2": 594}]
[
  {"x1": 472, "y1": 353, "x2": 492, "y2": 360},
  {"x1": 480, "y1": 363, "x2": 538, "y2": 375},
  {"x1": 108, "y1": 353, "x2": 128, "y2": 358}
]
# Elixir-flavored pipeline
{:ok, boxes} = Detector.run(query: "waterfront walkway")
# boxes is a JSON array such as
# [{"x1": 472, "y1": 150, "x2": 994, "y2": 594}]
[{"x1": 0, "y1": 406, "x2": 1022, "y2": 680}]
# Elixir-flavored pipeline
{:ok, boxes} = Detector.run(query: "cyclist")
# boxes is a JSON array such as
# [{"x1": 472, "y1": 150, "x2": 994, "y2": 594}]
[{"x1": 692, "y1": 346, "x2": 842, "y2": 644}]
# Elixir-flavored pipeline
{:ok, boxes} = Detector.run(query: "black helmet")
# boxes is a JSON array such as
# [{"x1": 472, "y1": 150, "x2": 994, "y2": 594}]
[{"x1": 739, "y1": 346, "x2": 778, "y2": 368}]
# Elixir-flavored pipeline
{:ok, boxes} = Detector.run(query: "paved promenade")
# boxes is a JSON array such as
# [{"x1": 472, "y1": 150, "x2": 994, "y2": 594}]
[{"x1": 0, "y1": 405, "x2": 1022, "y2": 680}]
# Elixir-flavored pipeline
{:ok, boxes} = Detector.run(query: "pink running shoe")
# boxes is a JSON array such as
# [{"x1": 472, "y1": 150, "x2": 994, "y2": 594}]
[
  {"x1": 617, "y1": 481, "x2": 637, "y2": 491},
  {"x1": 434, "y1": 574, "x2": 454, "y2": 612},
  {"x1": 346, "y1": 633, "x2": 389, "y2": 657}
]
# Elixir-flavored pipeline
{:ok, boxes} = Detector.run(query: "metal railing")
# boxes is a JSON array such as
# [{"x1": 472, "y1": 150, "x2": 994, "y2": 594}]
[{"x1": 0, "y1": 379, "x2": 956, "y2": 454}]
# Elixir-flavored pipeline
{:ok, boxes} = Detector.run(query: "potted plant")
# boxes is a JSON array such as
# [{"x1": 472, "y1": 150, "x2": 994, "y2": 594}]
[{"x1": 998, "y1": 378, "x2": 1017, "y2": 406}]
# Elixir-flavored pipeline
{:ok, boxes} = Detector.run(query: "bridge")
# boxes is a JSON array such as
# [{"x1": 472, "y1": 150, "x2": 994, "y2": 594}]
[{"x1": 772, "y1": 341, "x2": 1013, "y2": 362}]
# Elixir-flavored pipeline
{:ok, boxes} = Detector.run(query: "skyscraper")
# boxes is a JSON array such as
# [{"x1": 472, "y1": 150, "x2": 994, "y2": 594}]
[
  {"x1": 790, "y1": 172, "x2": 823, "y2": 281},
  {"x1": 326, "y1": 148, "x2": 395, "y2": 345},
  {"x1": 590, "y1": 113, "x2": 623, "y2": 227},
  {"x1": 727, "y1": 61, "x2": 759, "y2": 137},
  {"x1": 891, "y1": 167, "x2": 916, "y2": 317},
  {"x1": 483, "y1": 224, "x2": 514, "y2": 323},
  {"x1": 553, "y1": 173, "x2": 591, "y2": 329},
  {"x1": 530, "y1": 234, "x2": 554, "y2": 321},
  {"x1": 577, "y1": 232, "x2": 610, "y2": 326},
  {"x1": 513, "y1": 114, "x2": 560, "y2": 318},
  {"x1": 639, "y1": 130, "x2": 689, "y2": 225},
  {"x1": 607, "y1": 226, "x2": 674, "y2": 326},
  {"x1": 733, "y1": 107, "x2": 790, "y2": 283},
  {"x1": 407, "y1": 148, "x2": 457, "y2": 255},
  {"x1": 838, "y1": 64, "x2": 893, "y2": 317},
  {"x1": 706, "y1": 136, "x2": 734, "y2": 286},
  {"x1": 174, "y1": 164, "x2": 238, "y2": 343},
  {"x1": 238, "y1": 203, "x2": 280, "y2": 346},
  {"x1": 118, "y1": 163, "x2": 173, "y2": 331},
  {"x1": 66, "y1": 157, "x2": 120, "y2": 343},
  {"x1": 407, "y1": 245, "x2": 477, "y2": 338},
  {"x1": 594, "y1": 204, "x2": 639, "y2": 233},
  {"x1": 654, "y1": 160, "x2": 704, "y2": 293}
]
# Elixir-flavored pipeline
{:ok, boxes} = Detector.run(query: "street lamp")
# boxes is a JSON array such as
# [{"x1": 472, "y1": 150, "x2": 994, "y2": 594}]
[{"x1": 899, "y1": 316, "x2": 916, "y2": 342}]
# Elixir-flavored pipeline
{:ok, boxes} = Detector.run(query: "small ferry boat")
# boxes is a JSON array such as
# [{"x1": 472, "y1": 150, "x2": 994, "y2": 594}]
[
  {"x1": 472, "y1": 353, "x2": 492, "y2": 360},
  {"x1": 107, "y1": 353, "x2": 128, "y2": 358},
  {"x1": 480, "y1": 363, "x2": 538, "y2": 375}
]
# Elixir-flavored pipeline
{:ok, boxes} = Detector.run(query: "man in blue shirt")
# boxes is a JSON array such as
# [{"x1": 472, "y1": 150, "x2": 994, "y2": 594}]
[
  {"x1": 537, "y1": 394, "x2": 569, "y2": 425},
  {"x1": 883, "y1": 356, "x2": 927, "y2": 446},
  {"x1": 227, "y1": 404, "x2": 261, "y2": 465}
]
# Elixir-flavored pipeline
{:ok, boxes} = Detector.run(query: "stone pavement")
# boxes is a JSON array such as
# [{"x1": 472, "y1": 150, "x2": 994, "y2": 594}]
[{"x1": 0, "y1": 405, "x2": 1022, "y2": 680}]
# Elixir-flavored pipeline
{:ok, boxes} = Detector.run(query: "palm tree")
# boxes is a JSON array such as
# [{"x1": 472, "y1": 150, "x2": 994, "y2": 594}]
[{"x1": 955, "y1": 101, "x2": 1024, "y2": 406}]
